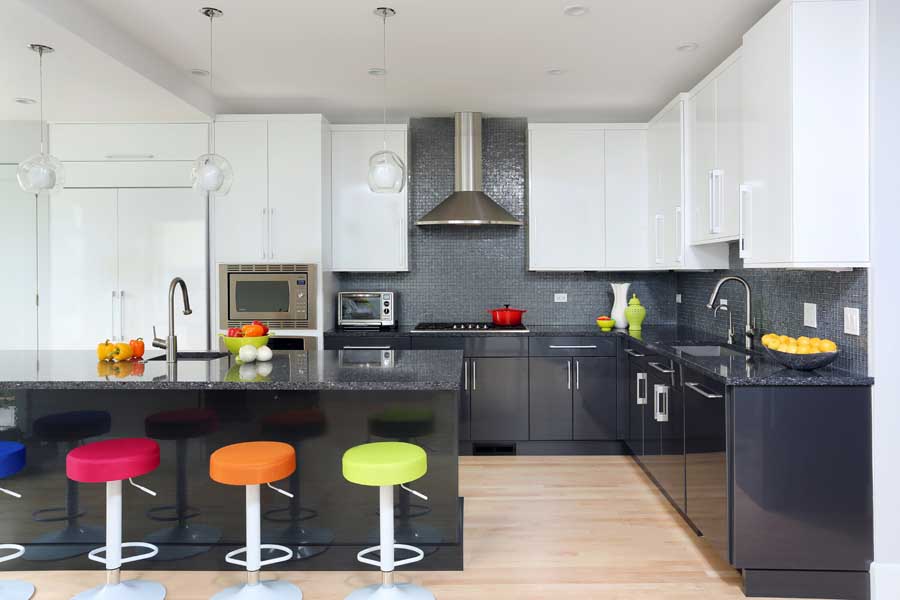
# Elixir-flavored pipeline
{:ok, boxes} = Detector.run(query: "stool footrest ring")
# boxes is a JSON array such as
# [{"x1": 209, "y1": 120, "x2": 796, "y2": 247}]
[
  {"x1": 88, "y1": 541, "x2": 159, "y2": 566},
  {"x1": 356, "y1": 543, "x2": 425, "y2": 568},
  {"x1": 225, "y1": 544, "x2": 293, "y2": 569},
  {"x1": 0, "y1": 544, "x2": 25, "y2": 564}
]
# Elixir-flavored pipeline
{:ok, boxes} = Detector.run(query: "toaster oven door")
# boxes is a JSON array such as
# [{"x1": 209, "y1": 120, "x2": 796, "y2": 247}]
[{"x1": 339, "y1": 293, "x2": 386, "y2": 326}]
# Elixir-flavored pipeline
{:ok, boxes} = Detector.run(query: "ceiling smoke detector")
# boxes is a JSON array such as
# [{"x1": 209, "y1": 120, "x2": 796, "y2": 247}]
[
  {"x1": 14, "y1": 97, "x2": 37, "y2": 105},
  {"x1": 676, "y1": 42, "x2": 699, "y2": 52},
  {"x1": 190, "y1": 68, "x2": 210, "y2": 77},
  {"x1": 563, "y1": 4, "x2": 589, "y2": 17},
  {"x1": 367, "y1": 67, "x2": 386, "y2": 77},
  {"x1": 546, "y1": 68, "x2": 566, "y2": 76}
]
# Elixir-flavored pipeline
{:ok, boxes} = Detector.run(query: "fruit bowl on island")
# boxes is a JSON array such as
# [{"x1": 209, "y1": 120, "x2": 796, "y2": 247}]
[{"x1": 220, "y1": 334, "x2": 270, "y2": 356}]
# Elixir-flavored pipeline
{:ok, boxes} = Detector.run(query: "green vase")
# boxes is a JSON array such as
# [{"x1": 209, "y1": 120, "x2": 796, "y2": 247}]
[{"x1": 625, "y1": 293, "x2": 647, "y2": 332}]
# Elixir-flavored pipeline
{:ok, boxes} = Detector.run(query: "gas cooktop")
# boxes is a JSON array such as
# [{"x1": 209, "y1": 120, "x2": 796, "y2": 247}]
[{"x1": 412, "y1": 322, "x2": 529, "y2": 333}]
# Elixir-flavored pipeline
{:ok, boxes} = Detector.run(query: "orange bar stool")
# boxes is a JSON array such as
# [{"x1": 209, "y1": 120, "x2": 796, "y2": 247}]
[
  {"x1": 209, "y1": 441, "x2": 302, "y2": 600},
  {"x1": 342, "y1": 441, "x2": 433, "y2": 600},
  {"x1": 66, "y1": 438, "x2": 165, "y2": 600},
  {"x1": 0, "y1": 441, "x2": 34, "y2": 600}
]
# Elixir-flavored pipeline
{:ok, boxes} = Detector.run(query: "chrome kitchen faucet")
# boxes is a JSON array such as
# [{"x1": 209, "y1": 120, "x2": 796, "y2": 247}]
[
  {"x1": 152, "y1": 277, "x2": 192, "y2": 363},
  {"x1": 707, "y1": 276, "x2": 754, "y2": 351}
]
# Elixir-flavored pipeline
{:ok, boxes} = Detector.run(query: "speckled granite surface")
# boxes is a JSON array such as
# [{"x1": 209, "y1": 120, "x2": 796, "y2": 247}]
[
  {"x1": 325, "y1": 326, "x2": 873, "y2": 386},
  {"x1": 0, "y1": 349, "x2": 465, "y2": 392}
]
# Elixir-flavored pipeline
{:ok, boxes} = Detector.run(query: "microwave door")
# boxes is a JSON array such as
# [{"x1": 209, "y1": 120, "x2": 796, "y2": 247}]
[{"x1": 230, "y1": 274, "x2": 296, "y2": 320}]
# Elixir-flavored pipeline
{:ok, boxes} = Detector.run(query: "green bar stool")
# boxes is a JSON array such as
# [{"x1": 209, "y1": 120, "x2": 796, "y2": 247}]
[{"x1": 342, "y1": 442, "x2": 434, "y2": 600}]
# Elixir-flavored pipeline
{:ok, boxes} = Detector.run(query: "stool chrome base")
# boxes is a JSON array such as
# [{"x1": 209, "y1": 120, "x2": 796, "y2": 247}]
[
  {"x1": 346, "y1": 583, "x2": 434, "y2": 600},
  {"x1": 71, "y1": 580, "x2": 165, "y2": 600},
  {"x1": 211, "y1": 580, "x2": 302, "y2": 600},
  {"x1": 144, "y1": 523, "x2": 222, "y2": 561},
  {"x1": 0, "y1": 580, "x2": 35, "y2": 600}
]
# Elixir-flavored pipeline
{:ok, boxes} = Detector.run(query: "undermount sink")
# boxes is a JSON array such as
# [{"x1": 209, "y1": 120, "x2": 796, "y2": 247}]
[
  {"x1": 672, "y1": 344, "x2": 750, "y2": 359},
  {"x1": 145, "y1": 351, "x2": 229, "y2": 362}
]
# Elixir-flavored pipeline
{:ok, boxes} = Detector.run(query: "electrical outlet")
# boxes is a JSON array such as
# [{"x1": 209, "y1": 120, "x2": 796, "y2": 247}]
[
  {"x1": 554, "y1": 293, "x2": 568, "y2": 303},
  {"x1": 844, "y1": 307, "x2": 861, "y2": 336},
  {"x1": 803, "y1": 303, "x2": 817, "y2": 328},
  {"x1": 675, "y1": 293, "x2": 682, "y2": 304}
]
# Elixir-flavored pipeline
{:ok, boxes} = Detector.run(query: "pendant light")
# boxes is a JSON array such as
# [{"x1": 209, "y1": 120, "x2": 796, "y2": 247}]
[
  {"x1": 191, "y1": 7, "x2": 233, "y2": 195},
  {"x1": 368, "y1": 7, "x2": 406, "y2": 194},
  {"x1": 17, "y1": 44, "x2": 64, "y2": 194}
]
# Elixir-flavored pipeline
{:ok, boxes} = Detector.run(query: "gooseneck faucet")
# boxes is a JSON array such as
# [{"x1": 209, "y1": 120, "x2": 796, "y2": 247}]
[
  {"x1": 152, "y1": 277, "x2": 193, "y2": 363},
  {"x1": 706, "y1": 276, "x2": 754, "y2": 351}
]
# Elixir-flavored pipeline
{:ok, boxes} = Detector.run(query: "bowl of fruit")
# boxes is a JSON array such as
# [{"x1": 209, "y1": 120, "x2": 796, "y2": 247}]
[
  {"x1": 596, "y1": 316, "x2": 616, "y2": 332},
  {"x1": 761, "y1": 333, "x2": 839, "y2": 371},
  {"x1": 220, "y1": 321, "x2": 270, "y2": 356}
]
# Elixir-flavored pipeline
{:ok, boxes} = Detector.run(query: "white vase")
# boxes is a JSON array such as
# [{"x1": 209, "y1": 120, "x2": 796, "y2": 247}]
[{"x1": 610, "y1": 282, "x2": 630, "y2": 329}]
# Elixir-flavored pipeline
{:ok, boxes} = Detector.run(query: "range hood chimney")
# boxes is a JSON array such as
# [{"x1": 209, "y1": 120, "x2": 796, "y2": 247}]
[{"x1": 416, "y1": 112, "x2": 522, "y2": 226}]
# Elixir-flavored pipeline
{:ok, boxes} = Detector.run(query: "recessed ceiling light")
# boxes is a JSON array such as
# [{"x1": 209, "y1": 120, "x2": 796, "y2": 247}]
[
  {"x1": 676, "y1": 42, "x2": 699, "y2": 52},
  {"x1": 14, "y1": 97, "x2": 37, "y2": 105},
  {"x1": 546, "y1": 68, "x2": 566, "y2": 76},
  {"x1": 190, "y1": 68, "x2": 210, "y2": 77},
  {"x1": 367, "y1": 67, "x2": 386, "y2": 77},
  {"x1": 563, "y1": 4, "x2": 589, "y2": 17}
]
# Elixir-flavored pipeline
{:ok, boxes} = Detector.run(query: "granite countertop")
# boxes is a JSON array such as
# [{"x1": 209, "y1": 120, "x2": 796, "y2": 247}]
[
  {"x1": 325, "y1": 324, "x2": 873, "y2": 387},
  {"x1": 0, "y1": 349, "x2": 465, "y2": 392}
]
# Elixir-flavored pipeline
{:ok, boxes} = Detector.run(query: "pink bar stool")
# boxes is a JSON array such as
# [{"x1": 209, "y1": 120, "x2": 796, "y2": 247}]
[{"x1": 67, "y1": 438, "x2": 165, "y2": 600}]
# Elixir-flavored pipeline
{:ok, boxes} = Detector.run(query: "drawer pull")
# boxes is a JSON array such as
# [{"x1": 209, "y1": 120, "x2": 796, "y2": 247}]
[
  {"x1": 648, "y1": 361, "x2": 675, "y2": 374},
  {"x1": 636, "y1": 372, "x2": 647, "y2": 405},
  {"x1": 624, "y1": 348, "x2": 645, "y2": 358},
  {"x1": 549, "y1": 345, "x2": 598, "y2": 349},
  {"x1": 685, "y1": 382, "x2": 724, "y2": 399},
  {"x1": 342, "y1": 346, "x2": 391, "y2": 350}
]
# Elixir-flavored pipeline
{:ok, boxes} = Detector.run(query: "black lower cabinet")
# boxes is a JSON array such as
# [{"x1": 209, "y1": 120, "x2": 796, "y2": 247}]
[
  {"x1": 641, "y1": 360, "x2": 685, "y2": 513},
  {"x1": 683, "y1": 370, "x2": 728, "y2": 561},
  {"x1": 469, "y1": 357, "x2": 529, "y2": 441},
  {"x1": 625, "y1": 347, "x2": 652, "y2": 456},
  {"x1": 529, "y1": 358, "x2": 573, "y2": 440},
  {"x1": 573, "y1": 357, "x2": 617, "y2": 440}
]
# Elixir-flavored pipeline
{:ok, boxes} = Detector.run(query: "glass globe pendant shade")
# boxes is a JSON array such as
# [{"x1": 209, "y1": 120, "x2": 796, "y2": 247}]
[
  {"x1": 192, "y1": 153, "x2": 233, "y2": 194},
  {"x1": 368, "y1": 150, "x2": 406, "y2": 193},
  {"x1": 17, "y1": 152, "x2": 65, "y2": 194}
]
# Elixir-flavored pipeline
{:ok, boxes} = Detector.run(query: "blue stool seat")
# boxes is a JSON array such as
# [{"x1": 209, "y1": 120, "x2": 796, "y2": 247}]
[{"x1": 0, "y1": 442, "x2": 25, "y2": 479}]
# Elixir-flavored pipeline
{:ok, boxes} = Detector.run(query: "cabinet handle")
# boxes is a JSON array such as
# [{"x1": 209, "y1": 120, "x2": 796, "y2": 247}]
[
  {"x1": 624, "y1": 348, "x2": 645, "y2": 358},
  {"x1": 464, "y1": 360, "x2": 468, "y2": 391},
  {"x1": 685, "y1": 382, "x2": 724, "y2": 399},
  {"x1": 269, "y1": 207, "x2": 275, "y2": 259},
  {"x1": 675, "y1": 206, "x2": 683, "y2": 263},
  {"x1": 636, "y1": 372, "x2": 647, "y2": 405},
  {"x1": 575, "y1": 360, "x2": 580, "y2": 390},
  {"x1": 653, "y1": 384, "x2": 661, "y2": 422},
  {"x1": 549, "y1": 345, "x2": 597, "y2": 349},
  {"x1": 119, "y1": 291, "x2": 125, "y2": 341},
  {"x1": 660, "y1": 385, "x2": 669, "y2": 422},
  {"x1": 342, "y1": 346, "x2": 391, "y2": 350},
  {"x1": 648, "y1": 361, "x2": 675, "y2": 374},
  {"x1": 472, "y1": 359, "x2": 477, "y2": 391},
  {"x1": 104, "y1": 154, "x2": 154, "y2": 160},
  {"x1": 739, "y1": 184, "x2": 751, "y2": 259},
  {"x1": 111, "y1": 290, "x2": 117, "y2": 341},
  {"x1": 714, "y1": 169, "x2": 724, "y2": 234},
  {"x1": 566, "y1": 360, "x2": 572, "y2": 390},
  {"x1": 708, "y1": 170, "x2": 715, "y2": 234},
  {"x1": 260, "y1": 208, "x2": 267, "y2": 259}
]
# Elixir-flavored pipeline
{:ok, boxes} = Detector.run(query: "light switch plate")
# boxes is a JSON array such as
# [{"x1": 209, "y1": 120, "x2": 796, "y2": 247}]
[
  {"x1": 554, "y1": 293, "x2": 568, "y2": 303},
  {"x1": 844, "y1": 307, "x2": 861, "y2": 336},
  {"x1": 804, "y1": 303, "x2": 817, "y2": 328},
  {"x1": 675, "y1": 294, "x2": 682, "y2": 304}
]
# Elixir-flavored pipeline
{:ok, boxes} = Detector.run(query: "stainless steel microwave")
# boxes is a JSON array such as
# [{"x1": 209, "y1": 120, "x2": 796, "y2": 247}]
[
  {"x1": 338, "y1": 292, "x2": 396, "y2": 328},
  {"x1": 219, "y1": 264, "x2": 317, "y2": 330}
]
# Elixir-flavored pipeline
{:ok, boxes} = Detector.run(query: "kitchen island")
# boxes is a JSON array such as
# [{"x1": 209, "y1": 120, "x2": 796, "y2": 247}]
[{"x1": 0, "y1": 349, "x2": 464, "y2": 572}]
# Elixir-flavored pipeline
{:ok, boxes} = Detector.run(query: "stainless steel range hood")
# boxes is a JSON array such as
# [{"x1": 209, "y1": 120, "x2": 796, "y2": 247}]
[{"x1": 416, "y1": 112, "x2": 522, "y2": 226}]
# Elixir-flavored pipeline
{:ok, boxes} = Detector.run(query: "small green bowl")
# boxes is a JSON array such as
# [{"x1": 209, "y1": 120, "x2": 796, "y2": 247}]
[
  {"x1": 597, "y1": 318, "x2": 616, "y2": 332},
  {"x1": 219, "y1": 334, "x2": 269, "y2": 355}
]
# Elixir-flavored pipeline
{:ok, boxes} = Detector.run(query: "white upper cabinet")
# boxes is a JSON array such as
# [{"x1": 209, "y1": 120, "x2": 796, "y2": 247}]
[
  {"x1": 741, "y1": 0, "x2": 868, "y2": 268},
  {"x1": 50, "y1": 123, "x2": 209, "y2": 162},
  {"x1": 648, "y1": 95, "x2": 729, "y2": 271},
  {"x1": 689, "y1": 52, "x2": 742, "y2": 245},
  {"x1": 528, "y1": 125, "x2": 606, "y2": 271},
  {"x1": 604, "y1": 129, "x2": 649, "y2": 270},
  {"x1": 214, "y1": 116, "x2": 328, "y2": 264},
  {"x1": 331, "y1": 125, "x2": 408, "y2": 272}
]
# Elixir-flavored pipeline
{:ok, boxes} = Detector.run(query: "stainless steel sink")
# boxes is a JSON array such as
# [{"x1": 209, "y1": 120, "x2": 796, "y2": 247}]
[
  {"x1": 145, "y1": 352, "x2": 229, "y2": 362},
  {"x1": 672, "y1": 345, "x2": 750, "y2": 359}
]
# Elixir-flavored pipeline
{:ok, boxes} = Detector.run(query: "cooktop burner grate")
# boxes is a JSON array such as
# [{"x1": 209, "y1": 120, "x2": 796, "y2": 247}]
[{"x1": 413, "y1": 322, "x2": 529, "y2": 332}]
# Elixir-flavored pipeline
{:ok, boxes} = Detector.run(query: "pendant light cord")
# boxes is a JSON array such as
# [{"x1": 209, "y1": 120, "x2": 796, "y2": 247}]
[
  {"x1": 38, "y1": 47, "x2": 45, "y2": 154},
  {"x1": 209, "y1": 12, "x2": 216, "y2": 151},
  {"x1": 382, "y1": 10, "x2": 388, "y2": 150}
]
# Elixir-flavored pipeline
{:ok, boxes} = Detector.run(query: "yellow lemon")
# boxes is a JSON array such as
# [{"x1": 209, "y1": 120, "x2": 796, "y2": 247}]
[
  {"x1": 783, "y1": 345, "x2": 799, "y2": 354},
  {"x1": 819, "y1": 339, "x2": 838, "y2": 353},
  {"x1": 779, "y1": 335, "x2": 790, "y2": 343},
  {"x1": 798, "y1": 336, "x2": 811, "y2": 344},
  {"x1": 810, "y1": 337, "x2": 822, "y2": 345}
]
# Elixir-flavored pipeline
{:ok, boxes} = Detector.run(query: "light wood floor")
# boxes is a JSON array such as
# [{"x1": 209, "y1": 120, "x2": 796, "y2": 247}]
[{"x1": 11, "y1": 455, "x2": 797, "y2": 599}]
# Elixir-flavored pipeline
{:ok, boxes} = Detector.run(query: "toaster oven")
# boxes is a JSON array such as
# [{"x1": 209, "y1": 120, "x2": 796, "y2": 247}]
[{"x1": 338, "y1": 292, "x2": 396, "y2": 328}]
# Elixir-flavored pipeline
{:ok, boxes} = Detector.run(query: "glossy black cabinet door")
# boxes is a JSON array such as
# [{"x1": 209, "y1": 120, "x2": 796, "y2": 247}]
[
  {"x1": 626, "y1": 359, "x2": 648, "y2": 456},
  {"x1": 470, "y1": 357, "x2": 529, "y2": 441},
  {"x1": 573, "y1": 357, "x2": 617, "y2": 440},
  {"x1": 529, "y1": 357, "x2": 573, "y2": 440},
  {"x1": 683, "y1": 372, "x2": 728, "y2": 562},
  {"x1": 642, "y1": 360, "x2": 684, "y2": 513}
]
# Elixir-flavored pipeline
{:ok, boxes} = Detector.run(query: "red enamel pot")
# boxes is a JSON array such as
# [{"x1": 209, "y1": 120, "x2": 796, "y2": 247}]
[{"x1": 488, "y1": 304, "x2": 527, "y2": 326}]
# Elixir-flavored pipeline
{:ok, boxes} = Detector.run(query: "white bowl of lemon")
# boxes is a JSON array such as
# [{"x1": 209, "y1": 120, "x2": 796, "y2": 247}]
[{"x1": 761, "y1": 333, "x2": 839, "y2": 371}]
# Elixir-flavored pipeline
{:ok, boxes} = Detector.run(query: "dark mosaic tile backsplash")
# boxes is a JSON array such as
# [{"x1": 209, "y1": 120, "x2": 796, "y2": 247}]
[
  {"x1": 337, "y1": 117, "x2": 868, "y2": 373},
  {"x1": 336, "y1": 117, "x2": 678, "y2": 327},
  {"x1": 676, "y1": 243, "x2": 868, "y2": 372}
]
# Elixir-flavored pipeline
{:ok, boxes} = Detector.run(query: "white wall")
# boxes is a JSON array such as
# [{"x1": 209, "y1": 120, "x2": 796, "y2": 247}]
[{"x1": 869, "y1": 0, "x2": 900, "y2": 597}]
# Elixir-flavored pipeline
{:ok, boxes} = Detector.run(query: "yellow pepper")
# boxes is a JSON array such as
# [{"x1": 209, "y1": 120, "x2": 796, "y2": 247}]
[
  {"x1": 96, "y1": 361, "x2": 113, "y2": 378},
  {"x1": 113, "y1": 342, "x2": 133, "y2": 362},
  {"x1": 97, "y1": 340, "x2": 116, "y2": 361}
]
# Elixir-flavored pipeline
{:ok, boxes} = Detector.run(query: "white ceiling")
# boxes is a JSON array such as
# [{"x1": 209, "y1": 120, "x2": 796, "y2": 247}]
[
  {"x1": 0, "y1": 0, "x2": 209, "y2": 122},
  {"x1": 4, "y1": 0, "x2": 779, "y2": 124}
]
